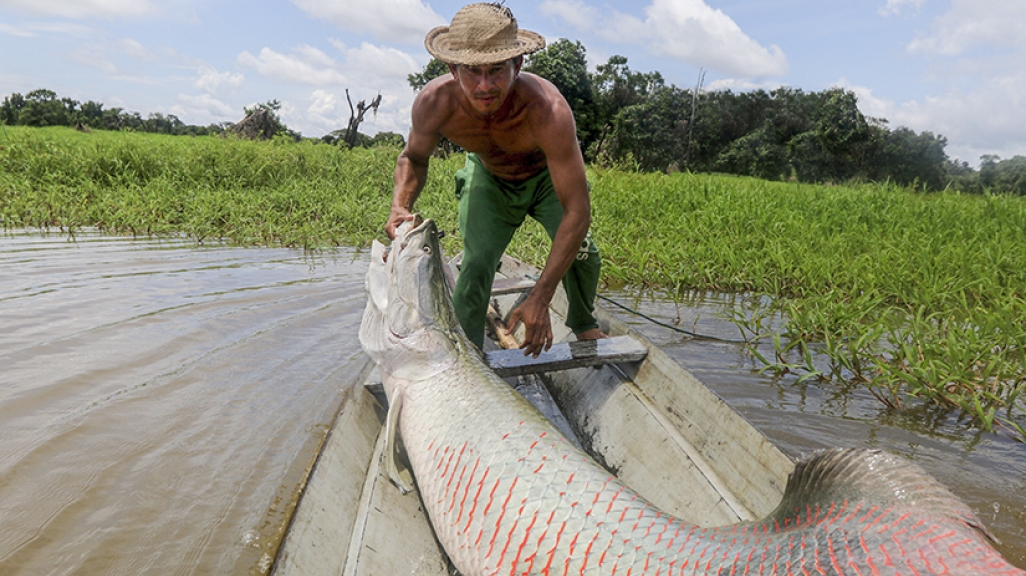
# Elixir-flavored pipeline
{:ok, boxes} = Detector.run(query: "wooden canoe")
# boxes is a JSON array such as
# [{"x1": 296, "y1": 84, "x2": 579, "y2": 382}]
[{"x1": 269, "y1": 254, "x2": 795, "y2": 575}]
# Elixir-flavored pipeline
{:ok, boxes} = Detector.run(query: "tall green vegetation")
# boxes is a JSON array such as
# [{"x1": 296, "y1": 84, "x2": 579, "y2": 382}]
[
  {"x1": 0, "y1": 127, "x2": 458, "y2": 249},
  {"x1": 2, "y1": 127, "x2": 1023, "y2": 439}
]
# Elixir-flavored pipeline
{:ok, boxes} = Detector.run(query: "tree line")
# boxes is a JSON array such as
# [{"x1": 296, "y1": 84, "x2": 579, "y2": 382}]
[
  {"x1": 0, "y1": 89, "x2": 226, "y2": 136},
  {"x1": 6, "y1": 40, "x2": 1026, "y2": 195},
  {"x1": 0, "y1": 89, "x2": 403, "y2": 147},
  {"x1": 413, "y1": 39, "x2": 1025, "y2": 195}
]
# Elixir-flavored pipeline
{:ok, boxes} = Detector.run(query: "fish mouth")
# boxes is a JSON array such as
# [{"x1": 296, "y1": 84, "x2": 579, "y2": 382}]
[
  {"x1": 396, "y1": 216, "x2": 445, "y2": 258},
  {"x1": 396, "y1": 214, "x2": 430, "y2": 242},
  {"x1": 407, "y1": 215, "x2": 432, "y2": 237},
  {"x1": 393, "y1": 215, "x2": 433, "y2": 255}
]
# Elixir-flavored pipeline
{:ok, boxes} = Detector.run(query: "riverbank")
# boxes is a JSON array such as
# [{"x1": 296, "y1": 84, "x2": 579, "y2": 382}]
[{"x1": 2, "y1": 126, "x2": 1024, "y2": 438}]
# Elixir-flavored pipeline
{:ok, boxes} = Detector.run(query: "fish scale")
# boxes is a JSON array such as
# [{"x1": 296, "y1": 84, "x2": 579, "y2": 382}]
[{"x1": 360, "y1": 218, "x2": 1026, "y2": 576}]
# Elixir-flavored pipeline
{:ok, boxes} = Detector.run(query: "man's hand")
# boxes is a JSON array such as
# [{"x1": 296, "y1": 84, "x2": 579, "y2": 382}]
[
  {"x1": 507, "y1": 295, "x2": 553, "y2": 357},
  {"x1": 386, "y1": 206, "x2": 416, "y2": 240}
]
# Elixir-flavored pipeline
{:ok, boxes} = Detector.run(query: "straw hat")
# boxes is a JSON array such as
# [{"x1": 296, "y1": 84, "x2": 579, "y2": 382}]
[{"x1": 425, "y1": 3, "x2": 546, "y2": 66}]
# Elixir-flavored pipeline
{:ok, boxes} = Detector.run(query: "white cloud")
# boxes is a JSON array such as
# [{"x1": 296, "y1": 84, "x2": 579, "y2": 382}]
[
  {"x1": 291, "y1": 0, "x2": 445, "y2": 45},
  {"x1": 69, "y1": 44, "x2": 120, "y2": 75},
  {"x1": 237, "y1": 46, "x2": 348, "y2": 86},
  {"x1": 863, "y1": 0, "x2": 1026, "y2": 163},
  {"x1": 907, "y1": 0, "x2": 1026, "y2": 56},
  {"x1": 236, "y1": 41, "x2": 422, "y2": 90},
  {"x1": 308, "y1": 89, "x2": 337, "y2": 116},
  {"x1": 283, "y1": 42, "x2": 421, "y2": 137},
  {"x1": 541, "y1": 0, "x2": 787, "y2": 78},
  {"x1": 0, "y1": 0, "x2": 156, "y2": 19},
  {"x1": 0, "y1": 22, "x2": 34, "y2": 37},
  {"x1": 0, "y1": 21, "x2": 97, "y2": 38},
  {"x1": 194, "y1": 66, "x2": 244, "y2": 94},
  {"x1": 340, "y1": 42, "x2": 421, "y2": 86},
  {"x1": 61, "y1": 36, "x2": 156, "y2": 79},
  {"x1": 878, "y1": 0, "x2": 928, "y2": 17},
  {"x1": 705, "y1": 78, "x2": 782, "y2": 93},
  {"x1": 645, "y1": 0, "x2": 787, "y2": 77},
  {"x1": 117, "y1": 38, "x2": 152, "y2": 60},
  {"x1": 538, "y1": 0, "x2": 601, "y2": 32},
  {"x1": 169, "y1": 93, "x2": 238, "y2": 126},
  {"x1": 234, "y1": 40, "x2": 421, "y2": 137},
  {"x1": 836, "y1": 76, "x2": 1026, "y2": 166}
]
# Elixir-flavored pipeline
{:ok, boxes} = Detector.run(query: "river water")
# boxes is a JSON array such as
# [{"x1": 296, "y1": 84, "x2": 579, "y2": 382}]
[{"x1": 1, "y1": 230, "x2": 1023, "y2": 574}]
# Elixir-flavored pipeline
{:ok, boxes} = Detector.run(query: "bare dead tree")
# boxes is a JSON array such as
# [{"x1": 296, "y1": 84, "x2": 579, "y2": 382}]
[{"x1": 343, "y1": 90, "x2": 382, "y2": 149}]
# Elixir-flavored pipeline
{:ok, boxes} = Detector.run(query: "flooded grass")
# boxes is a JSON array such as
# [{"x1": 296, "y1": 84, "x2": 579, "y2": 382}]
[
  {"x1": 3, "y1": 126, "x2": 1024, "y2": 438},
  {"x1": 587, "y1": 169, "x2": 1026, "y2": 440}
]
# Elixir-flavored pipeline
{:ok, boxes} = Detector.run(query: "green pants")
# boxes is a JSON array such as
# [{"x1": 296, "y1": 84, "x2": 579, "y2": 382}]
[{"x1": 453, "y1": 153, "x2": 601, "y2": 349}]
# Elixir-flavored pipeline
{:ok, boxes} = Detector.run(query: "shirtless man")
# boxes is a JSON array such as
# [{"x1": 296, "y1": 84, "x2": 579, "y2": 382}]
[{"x1": 386, "y1": 2, "x2": 605, "y2": 356}]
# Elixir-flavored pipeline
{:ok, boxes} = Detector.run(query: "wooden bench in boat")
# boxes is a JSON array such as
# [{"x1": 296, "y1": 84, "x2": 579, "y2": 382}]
[
  {"x1": 480, "y1": 277, "x2": 649, "y2": 376},
  {"x1": 489, "y1": 276, "x2": 537, "y2": 295},
  {"x1": 484, "y1": 335, "x2": 647, "y2": 377}
]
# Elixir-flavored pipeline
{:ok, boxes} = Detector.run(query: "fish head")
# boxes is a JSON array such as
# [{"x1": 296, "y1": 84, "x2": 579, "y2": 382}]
[{"x1": 360, "y1": 217, "x2": 464, "y2": 385}]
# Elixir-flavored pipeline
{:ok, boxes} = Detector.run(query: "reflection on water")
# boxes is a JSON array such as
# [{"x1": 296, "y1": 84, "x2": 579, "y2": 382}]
[
  {"x1": 602, "y1": 289, "x2": 1026, "y2": 568},
  {"x1": 0, "y1": 231, "x2": 370, "y2": 575},
  {"x1": 1, "y1": 231, "x2": 1023, "y2": 573}
]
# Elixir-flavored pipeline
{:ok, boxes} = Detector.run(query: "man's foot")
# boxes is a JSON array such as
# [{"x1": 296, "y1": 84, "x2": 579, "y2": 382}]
[{"x1": 575, "y1": 328, "x2": 608, "y2": 340}]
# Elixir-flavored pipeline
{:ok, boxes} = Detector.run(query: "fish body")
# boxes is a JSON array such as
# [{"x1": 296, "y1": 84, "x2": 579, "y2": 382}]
[{"x1": 359, "y1": 218, "x2": 1024, "y2": 575}]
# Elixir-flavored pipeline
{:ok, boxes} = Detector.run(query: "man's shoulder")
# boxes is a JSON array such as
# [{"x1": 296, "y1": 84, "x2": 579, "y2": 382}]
[
  {"x1": 515, "y1": 73, "x2": 573, "y2": 126},
  {"x1": 411, "y1": 76, "x2": 458, "y2": 128},
  {"x1": 416, "y1": 75, "x2": 459, "y2": 107},
  {"x1": 517, "y1": 73, "x2": 563, "y2": 105}
]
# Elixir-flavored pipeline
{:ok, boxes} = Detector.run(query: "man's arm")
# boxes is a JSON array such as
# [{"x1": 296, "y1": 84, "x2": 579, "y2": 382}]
[
  {"x1": 387, "y1": 82, "x2": 446, "y2": 239},
  {"x1": 507, "y1": 85, "x2": 592, "y2": 356}
]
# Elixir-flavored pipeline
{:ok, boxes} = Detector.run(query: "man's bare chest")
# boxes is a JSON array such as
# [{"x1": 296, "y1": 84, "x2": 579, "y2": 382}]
[
  {"x1": 443, "y1": 121, "x2": 546, "y2": 177},
  {"x1": 444, "y1": 120, "x2": 534, "y2": 155}
]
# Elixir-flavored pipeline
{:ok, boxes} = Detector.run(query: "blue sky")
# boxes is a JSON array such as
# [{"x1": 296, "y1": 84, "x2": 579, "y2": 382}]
[{"x1": 2, "y1": 0, "x2": 1024, "y2": 166}]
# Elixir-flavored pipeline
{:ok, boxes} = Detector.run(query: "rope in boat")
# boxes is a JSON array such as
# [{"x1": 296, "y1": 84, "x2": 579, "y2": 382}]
[{"x1": 596, "y1": 294, "x2": 748, "y2": 344}]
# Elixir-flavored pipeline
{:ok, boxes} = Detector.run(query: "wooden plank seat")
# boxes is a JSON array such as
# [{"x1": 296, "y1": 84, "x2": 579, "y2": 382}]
[
  {"x1": 485, "y1": 335, "x2": 648, "y2": 377},
  {"x1": 489, "y1": 277, "x2": 537, "y2": 295}
]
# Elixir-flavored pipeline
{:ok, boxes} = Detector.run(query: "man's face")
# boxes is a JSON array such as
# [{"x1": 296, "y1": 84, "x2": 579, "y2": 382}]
[{"x1": 450, "y1": 58, "x2": 520, "y2": 117}]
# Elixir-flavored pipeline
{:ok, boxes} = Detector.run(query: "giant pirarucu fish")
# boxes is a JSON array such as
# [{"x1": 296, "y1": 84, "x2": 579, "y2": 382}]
[{"x1": 359, "y1": 218, "x2": 1024, "y2": 575}]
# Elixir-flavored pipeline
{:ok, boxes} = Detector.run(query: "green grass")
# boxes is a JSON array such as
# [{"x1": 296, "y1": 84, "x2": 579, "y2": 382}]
[
  {"x1": 0, "y1": 126, "x2": 462, "y2": 250},
  {"x1": 3, "y1": 127, "x2": 1024, "y2": 439}
]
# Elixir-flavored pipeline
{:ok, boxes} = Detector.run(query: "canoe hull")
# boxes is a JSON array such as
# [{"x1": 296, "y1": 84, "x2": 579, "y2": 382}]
[{"x1": 271, "y1": 254, "x2": 792, "y2": 574}]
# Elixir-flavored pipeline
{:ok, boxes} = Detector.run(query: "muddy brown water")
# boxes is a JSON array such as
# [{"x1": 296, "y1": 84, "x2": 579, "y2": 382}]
[{"x1": 1, "y1": 231, "x2": 1023, "y2": 574}]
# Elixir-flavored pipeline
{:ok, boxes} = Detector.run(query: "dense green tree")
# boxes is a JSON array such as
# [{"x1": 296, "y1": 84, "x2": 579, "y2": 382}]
[
  {"x1": 78, "y1": 100, "x2": 105, "y2": 127},
  {"x1": 716, "y1": 129, "x2": 791, "y2": 180},
  {"x1": 605, "y1": 85, "x2": 689, "y2": 171},
  {"x1": 1, "y1": 92, "x2": 24, "y2": 125},
  {"x1": 866, "y1": 127, "x2": 949, "y2": 190},
  {"x1": 369, "y1": 131, "x2": 406, "y2": 148},
  {"x1": 524, "y1": 39, "x2": 599, "y2": 154},
  {"x1": 782, "y1": 89, "x2": 871, "y2": 183},
  {"x1": 817, "y1": 89, "x2": 869, "y2": 157},
  {"x1": 16, "y1": 89, "x2": 79, "y2": 127},
  {"x1": 408, "y1": 59, "x2": 450, "y2": 91},
  {"x1": 590, "y1": 55, "x2": 665, "y2": 160},
  {"x1": 685, "y1": 89, "x2": 771, "y2": 172},
  {"x1": 980, "y1": 155, "x2": 1026, "y2": 195}
]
